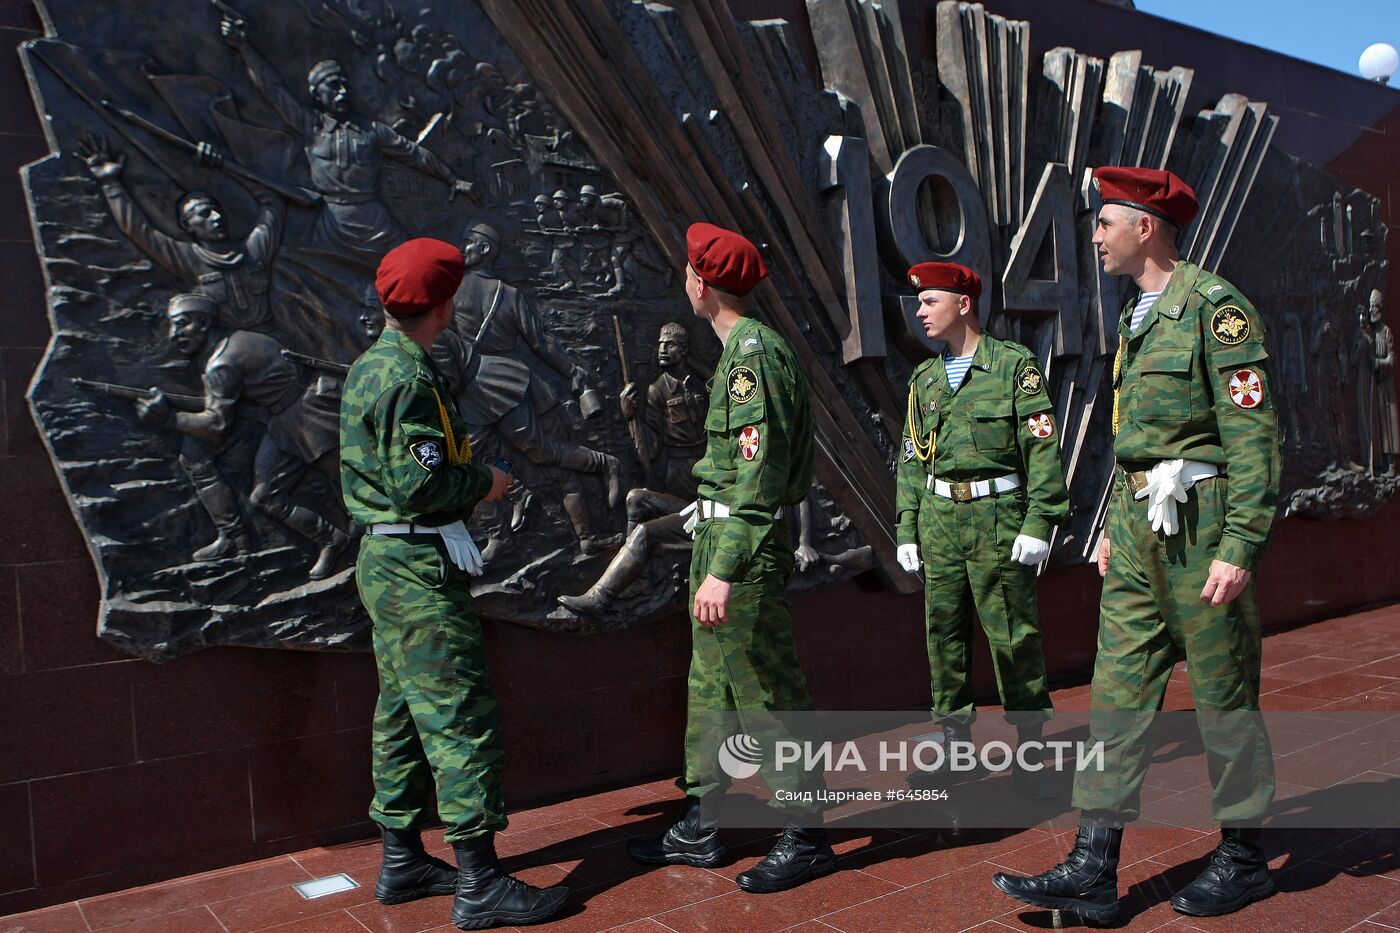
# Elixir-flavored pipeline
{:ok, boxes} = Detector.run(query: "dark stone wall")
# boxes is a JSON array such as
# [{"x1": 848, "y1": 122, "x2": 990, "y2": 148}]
[{"x1": 2, "y1": 0, "x2": 1398, "y2": 914}]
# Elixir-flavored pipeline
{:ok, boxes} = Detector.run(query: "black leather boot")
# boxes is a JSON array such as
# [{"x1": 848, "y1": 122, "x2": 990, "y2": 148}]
[
  {"x1": 626, "y1": 794, "x2": 725, "y2": 867},
  {"x1": 735, "y1": 823, "x2": 837, "y2": 894},
  {"x1": 450, "y1": 834, "x2": 569, "y2": 930},
  {"x1": 374, "y1": 827, "x2": 458, "y2": 905},
  {"x1": 1170, "y1": 827, "x2": 1275, "y2": 916},
  {"x1": 909, "y1": 719, "x2": 976, "y2": 788},
  {"x1": 992, "y1": 815, "x2": 1123, "y2": 924}
]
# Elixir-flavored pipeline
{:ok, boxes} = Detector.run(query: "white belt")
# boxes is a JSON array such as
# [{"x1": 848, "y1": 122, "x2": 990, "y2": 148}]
[
  {"x1": 369, "y1": 522, "x2": 443, "y2": 535},
  {"x1": 679, "y1": 499, "x2": 784, "y2": 537},
  {"x1": 926, "y1": 473, "x2": 1021, "y2": 502}
]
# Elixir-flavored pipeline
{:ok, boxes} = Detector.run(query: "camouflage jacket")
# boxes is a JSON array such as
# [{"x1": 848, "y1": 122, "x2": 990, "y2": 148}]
[
  {"x1": 895, "y1": 333, "x2": 1069, "y2": 545},
  {"x1": 340, "y1": 328, "x2": 491, "y2": 526},
  {"x1": 1112, "y1": 259, "x2": 1280, "y2": 571},
  {"x1": 693, "y1": 315, "x2": 814, "y2": 582}
]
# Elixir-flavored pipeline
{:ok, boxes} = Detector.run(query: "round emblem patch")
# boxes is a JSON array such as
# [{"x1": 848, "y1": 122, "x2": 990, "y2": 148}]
[
  {"x1": 739, "y1": 425, "x2": 761, "y2": 461},
  {"x1": 728, "y1": 366, "x2": 758, "y2": 403},
  {"x1": 1026, "y1": 413, "x2": 1054, "y2": 438},
  {"x1": 1211, "y1": 306, "x2": 1251, "y2": 345},
  {"x1": 1017, "y1": 367, "x2": 1044, "y2": 395},
  {"x1": 1228, "y1": 369, "x2": 1264, "y2": 408}
]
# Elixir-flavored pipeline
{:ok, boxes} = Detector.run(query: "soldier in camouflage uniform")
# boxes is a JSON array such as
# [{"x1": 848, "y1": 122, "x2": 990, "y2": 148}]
[
  {"x1": 893, "y1": 262, "x2": 1068, "y2": 792},
  {"x1": 995, "y1": 167, "x2": 1280, "y2": 923},
  {"x1": 627, "y1": 223, "x2": 836, "y2": 895},
  {"x1": 341, "y1": 239, "x2": 567, "y2": 929}
]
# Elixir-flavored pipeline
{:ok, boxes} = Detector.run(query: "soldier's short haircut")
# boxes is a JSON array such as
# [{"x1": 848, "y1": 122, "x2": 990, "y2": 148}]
[
  {"x1": 659, "y1": 321, "x2": 690, "y2": 349},
  {"x1": 167, "y1": 292, "x2": 218, "y2": 317}
]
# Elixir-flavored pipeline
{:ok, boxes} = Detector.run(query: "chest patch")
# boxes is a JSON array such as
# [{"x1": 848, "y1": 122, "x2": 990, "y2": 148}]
[
  {"x1": 728, "y1": 365, "x2": 759, "y2": 403},
  {"x1": 739, "y1": 425, "x2": 761, "y2": 461},
  {"x1": 1228, "y1": 369, "x2": 1264, "y2": 408},
  {"x1": 1017, "y1": 367, "x2": 1043, "y2": 395},
  {"x1": 410, "y1": 439, "x2": 444, "y2": 471},
  {"x1": 1212, "y1": 306, "x2": 1251, "y2": 345}
]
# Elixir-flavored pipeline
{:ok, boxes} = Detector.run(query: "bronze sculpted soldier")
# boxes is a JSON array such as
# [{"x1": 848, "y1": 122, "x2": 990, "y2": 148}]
[
  {"x1": 1372, "y1": 290, "x2": 1399, "y2": 471},
  {"x1": 558, "y1": 322, "x2": 707, "y2": 616},
  {"x1": 136, "y1": 293, "x2": 348, "y2": 577},
  {"x1": 219, "y1": 11, "x2": 474, "y2": 265},
  {"x1": 449, "y1": 223, "x2": 622, "y2": 553},
  {"x1": 77, "y1": 135, "x2": 281, "y2": 332}
]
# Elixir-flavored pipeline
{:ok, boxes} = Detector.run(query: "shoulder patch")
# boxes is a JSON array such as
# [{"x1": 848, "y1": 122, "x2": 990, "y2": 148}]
[
  {"x1": 1026, "y1": 413, "x2": 1055, "y2": 438},
  {"x1": 738, "y1": 425, "x2": 761, "y2": 460},
  {"x1": 410, "y1": 439, "x2": 444, "y2": 471},
  {"x1": 902, "y1": 437, "x2": 916, "y2": 462},
  {"x1": 728, "y1": 365, "x2": 759, "y2": 403},
  {"x1": 1228, "y1": 369, "x2": 1264, "y2": 408},
  {"x1": 1017, "y1": 366, "x2": 1044, "y2": 395},
  {"x1": 1211, "y1": 306, "x2": 1251, "y2": 346}
]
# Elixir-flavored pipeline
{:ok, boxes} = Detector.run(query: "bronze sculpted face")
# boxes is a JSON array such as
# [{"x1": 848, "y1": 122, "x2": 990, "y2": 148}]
[
  {"x1": 178, "y1": 195, "x2": 228, "y2": 243},
  {"x1": 1371, "y1": 289, "x2": 1384, "y2": 323},
  {"x1": 657, "y1": 328, "x2": 688, "y2": 368},
  {"x1": 461, "y1": 231, "x2": 493, "y2": 270},
  {"x1": 167, "y1": 306, "x2": 214, "y2": 357},
  {"x1": 312, "y1": 73, "x2": 352, "y2": 115}
]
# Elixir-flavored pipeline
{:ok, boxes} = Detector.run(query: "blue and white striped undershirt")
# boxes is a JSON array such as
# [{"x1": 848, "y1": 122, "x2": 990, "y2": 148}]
[
  {"x1": 1130, "y1": 290, "x2": 1163, "y2": 333},
  {"x1": 944, "y1": 351, "x2": 975, "y2": 392}
]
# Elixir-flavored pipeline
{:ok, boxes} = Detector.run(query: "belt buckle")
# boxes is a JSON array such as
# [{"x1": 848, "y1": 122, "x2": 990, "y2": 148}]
[
  {"x1": 1124, "y1": 471, "x2": 1148, "y2": 496},
  {"x1": 950, "y1": 482, "x2": 973, "y2": 502}
]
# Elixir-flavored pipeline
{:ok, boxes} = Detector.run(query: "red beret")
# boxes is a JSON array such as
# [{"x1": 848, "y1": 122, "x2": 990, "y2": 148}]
[
  {"x1": 907, "y1": 262, "x2": 982, "y2": 299},
  {"x1": 375, "y1": 238, "x2": 465, "y2": 317},
  {"x1": 686, "y1": 222, "x2": 767, "y2": 294},
  {"x1": 1093, "y1": 166, "x2": 1199, "y2": 228}
]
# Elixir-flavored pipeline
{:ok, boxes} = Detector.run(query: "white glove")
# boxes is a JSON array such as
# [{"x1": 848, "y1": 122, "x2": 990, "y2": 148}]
[
  {"x1": 1141, "y1": 459, "x2": 1188, "y2": 536},
  {"x1": 896, "y1": 543, "x2": 922, "y2": 573},
  {"x1": 437, "y1": 520, "x2": 484, "y2": 576},
  {"x1": 1010, "y1": 534, "x2": 1050, "y2": 565},
  {"x1": 680, "y1": 501, "x2": 699, "y2": 539}
]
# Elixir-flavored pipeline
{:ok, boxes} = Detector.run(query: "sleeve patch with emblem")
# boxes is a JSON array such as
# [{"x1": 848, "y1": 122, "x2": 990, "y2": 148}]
[
  {"x1": 1228, "y1": 369, "x2": 1264, "y2": 408},
  {"x1": 902, "y1": 437, "x2": 917, "y2": 462},
  {"x1": 1211, "y1": 306, "x2": 1251, "y2": 345},
  {"x1": 1017, "y1": 367, "x2": 1043, "y2": 395},
  {"x1": 728, "y1": 365, "x2": 759, "y2": 403},
  {"x1": 738, "y1": 424, "x2": 761, "y2": 460},
  {"x1": 410, "y1": 439, "x2": 444, "y2": 470},
  {"x1": 1026, "y1": 413, "x2": 1055, "y2": 438}
]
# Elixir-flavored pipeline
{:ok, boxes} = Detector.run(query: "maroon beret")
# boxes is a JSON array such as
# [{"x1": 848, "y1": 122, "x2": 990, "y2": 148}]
[
  {"x1": 375, "y1": 238, "x2": 465, "y2": 317},
  {"x1": 686, "y1": 222, "x2": 767, "y2": 294},
  {"x1": 907, "y1": 261, "x2": 982, "y2": 299},
  {"x1": 1093, "y1": 166, "x2": 1199, "y2": 228}
]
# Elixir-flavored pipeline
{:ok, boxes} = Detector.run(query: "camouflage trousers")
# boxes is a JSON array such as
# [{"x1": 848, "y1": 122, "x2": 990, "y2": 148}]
[
  {"x1": 681, "y1": 518, "x2": 825, "y2": 814},
  {"x1": 357, "y1": 534, "x2": 507, "y2": 842},
  {"x1": 1071, "y1": 473, "x2": 1274, "y2": 822},
  {"x1": 917, "y1": 489, "x2": 1052, "y2": 725}
]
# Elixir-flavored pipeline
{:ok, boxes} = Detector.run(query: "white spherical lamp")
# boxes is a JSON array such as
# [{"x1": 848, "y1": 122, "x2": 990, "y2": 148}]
[{"x1": 1359, "y1": 43, "x2": 1399, "y2": 84}]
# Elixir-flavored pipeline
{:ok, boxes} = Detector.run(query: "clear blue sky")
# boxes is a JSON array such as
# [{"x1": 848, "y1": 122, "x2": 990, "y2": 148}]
[{"x1": 1134, "y1": 0, "x2": 1400, "y2": 79}]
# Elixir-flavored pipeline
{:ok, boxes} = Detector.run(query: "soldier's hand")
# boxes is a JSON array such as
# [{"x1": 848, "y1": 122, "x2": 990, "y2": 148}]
[
  {"x1": 1097, "y1": 536, "x2": 1111, "y2": 577},
  {"x1": 77, "y1": 133, "x2": 124, "y2": 180},
  {"x1": 794, "y1": 543, "x2": 818, "y2": 573},
  {"x1": 220, "y1": 13, "x2": 247, "y2": 46},
  {"x1": 135, "y1": 389, "x2": 171, "y2": 426},
  {"x1": 693, "y1": 573, "x2": 731, "y2": 627},
  {"x1": 1201, "y1": 559, "x2": 1251, "y2": 607},
  {"x1": 482, "y1": 465, "x2": 510, "y2": 503},
  {"x1": 896, "y1": 543, "x2": 921, "y2": 573},
  {"x1": 1010, "y1": 534, "x2": 1050, "y2": 566},
  {"x1": 449, "y1": 178, "x2": 480, "y2": 205},
  {"x1": 618, "y1": 382, "x2": 639, "y2": 420}
]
